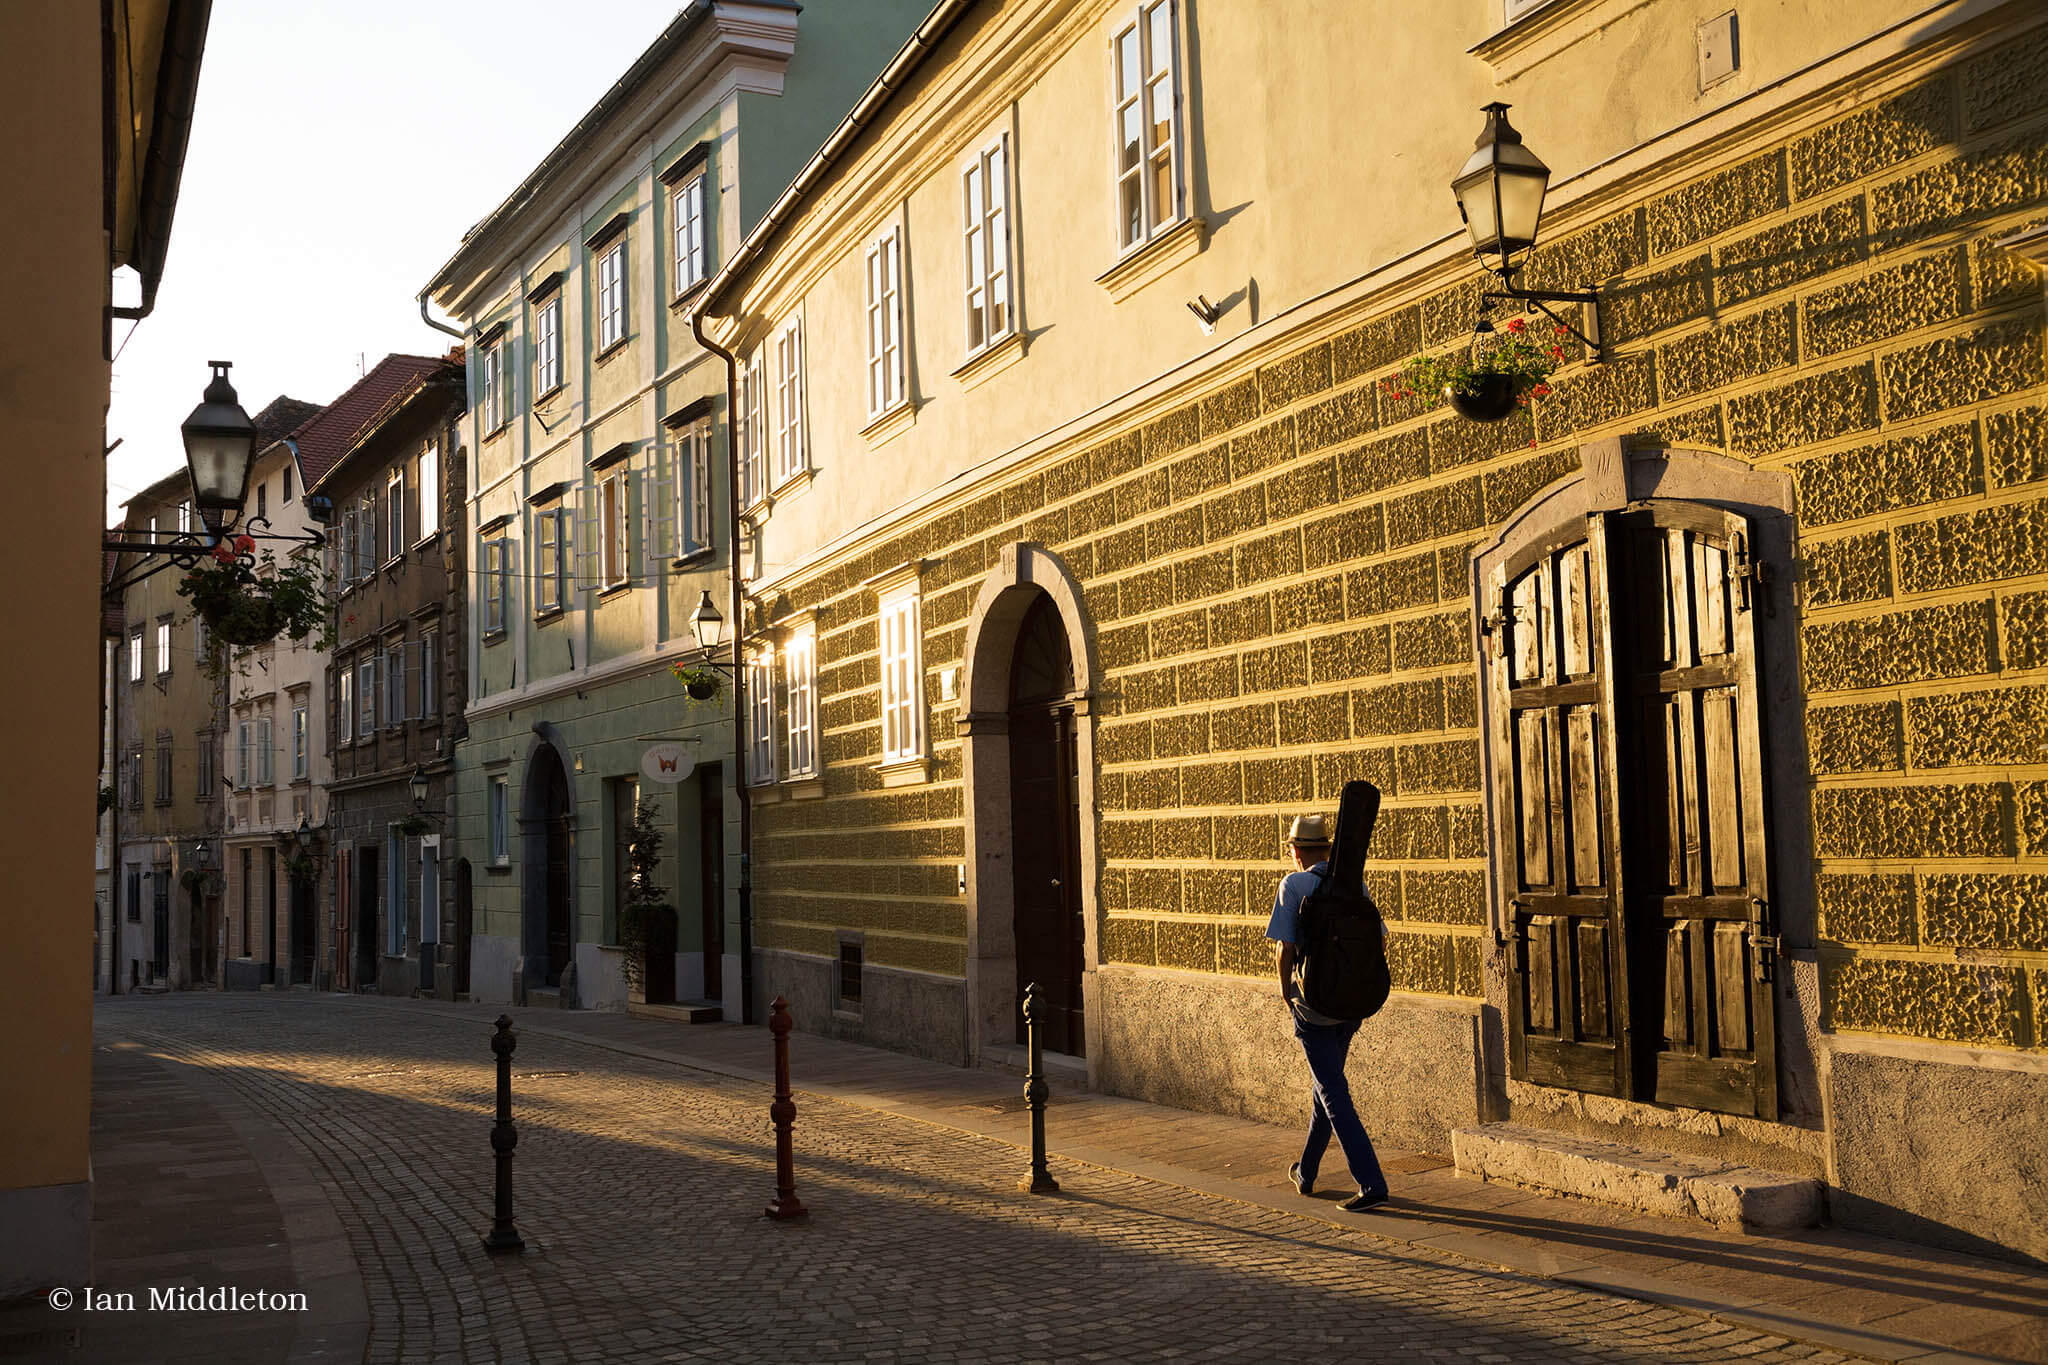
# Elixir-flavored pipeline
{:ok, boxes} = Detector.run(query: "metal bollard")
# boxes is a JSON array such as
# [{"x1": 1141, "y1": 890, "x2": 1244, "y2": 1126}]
[
  {"x1": 482, "y1": 1014, "x2": 526, "y2": 1254},
  {"x1": 764, "y1": 996, "x2": 808, "y2": 1220},
  {"x1": 1019, "y1": 982, "x2": 1060, "y2": 1194}
]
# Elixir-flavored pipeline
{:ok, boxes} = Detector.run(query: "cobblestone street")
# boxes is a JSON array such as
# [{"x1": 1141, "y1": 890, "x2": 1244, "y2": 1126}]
[{"x1": 48, "y1": 995, "x2": 1884, "y2": 1365}]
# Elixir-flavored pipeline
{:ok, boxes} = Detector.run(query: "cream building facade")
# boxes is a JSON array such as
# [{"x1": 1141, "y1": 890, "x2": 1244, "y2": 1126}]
[{"x1": 697, "y1": 0, "x2": 2048, "y2": 1260}]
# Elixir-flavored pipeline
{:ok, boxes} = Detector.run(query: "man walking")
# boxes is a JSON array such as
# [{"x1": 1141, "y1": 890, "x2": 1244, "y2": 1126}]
[{"x1": 1267, "y1": 813, "x2": 1390, "y2": 1212}]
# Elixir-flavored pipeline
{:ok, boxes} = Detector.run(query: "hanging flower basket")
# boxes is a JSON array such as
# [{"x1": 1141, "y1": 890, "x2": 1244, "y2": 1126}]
[
  {"x1": 179, "y1": 537, "x2": 334, "y2": 662},
  {"x1": 670, "y1": 663, "x2": 724, "y2": 702},
  {"x1": 1387, "y1": 315, "x2": 1562, "y2": 424}
]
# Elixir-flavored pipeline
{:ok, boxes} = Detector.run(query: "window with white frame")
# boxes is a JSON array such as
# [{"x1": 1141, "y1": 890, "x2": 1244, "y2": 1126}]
[
  {"x1": 358, "y1": 493, "x2": 378, "y2": 573},
  {"x1": 197, "y1": 729, "x2": 214, "y2": 797},
  {"x1": 236, "y1": 720, "x2": 251, "y2": 788},
  {"x1": 385, "y1": 641, "x2": 405, "y2": 728},
  {"x1": 155, "y1": 733, "x2": 172, "y2": 804},
  {"x1": 598, "y1": 240, "x2": 627, "y2": 350},
  {"x1": 878, "y1": 587, "x2": 924, "y2": 763},
  {"x1": 386, "y1": 467, "x2": 405, "y2": 560},
  {"x1": 535, "y1": 508, "x2": 569, "y2": 613},
  {"x1": 155, "y1": 619, "x2": 172, "y2": 675},
  {"x1": 418, "y1": 440, "x2": 441, "y2": 540},
  {"x1": 599, "y1": 471, "x2": 628, "y2": 589},
  {"x1": 177, "y1": 500, "x2": 192, "y2": 533},
  {"x1": 357, "y1": 659, "x2": 376, "y2": 737},
  {"x1": 673, "y1": 175, "x2": 706, "y2": 294},
  {"x1": 255, "y1": 716, "x2": 274, "y2": 786},
  {"x1": 129, "y1": 629, "x2": 143, "y2": 683},
  {"x1": 489, "y1": 775, "x2": 509, "y2": 863},
  {"x1": 774, "y1": 316, "x2": 805, "y2": 485},
  {"x1": 1112, "y1": 0, "x2": 1183, "y2": 253},
  {"x1": 482, "y1": 337, "x2": 508, "y2": 432},
  {"x1": 535, "y1": 294, "x2": 562, "y2": 398},
  {"x1": 340, "y1": 505, "x2": 359, "y2": 584},
  {"x1": 864, "y1": 225, "x2": 906, "y2": 418},
  {"x1": 292, "y1": 704, "x2": 308, "y2": 780},
  {"x1": 194, "y1": 617, "x2": 209, "y2": 662},
  {"x1": 746, "y1": 648, "x2": 776, "y2": 786},
  {"x1": 785, "y1": 627, "x2": 817, "y2": 779},
  {"x1": 419, "y1": 632, "x2": 438, "y2": 718},
  {"x1": 676, "y1": 418, "x2": 715, "y2": 555},
  {"x1": 338, "y1": 667, "x2": 354, "y2": 745},
  {"x1": 483, "y1": 538, "x2": 510, "y2": 634},
  {"x1": 963, "y1": 135, "x2": 1012, "y2": 354},
  {"x1": 740, "y1": 352, "x2": 764, "y2": 507}
]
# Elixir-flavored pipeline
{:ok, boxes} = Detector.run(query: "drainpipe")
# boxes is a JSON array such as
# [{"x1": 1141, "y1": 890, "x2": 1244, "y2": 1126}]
[
  {"x1": 417, "y1": 291, "x2": 464, "y2": 340},
  {"x1": 106, "y1": 632, "x2": 123, "y2": 994},
  {"x1": 691, "y1": 307, "x2": 754, "y2": 1028}
]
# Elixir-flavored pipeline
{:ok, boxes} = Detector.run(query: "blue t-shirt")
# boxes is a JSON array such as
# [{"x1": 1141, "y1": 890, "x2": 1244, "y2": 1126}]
[{"x1": 1265, "y1": 862, "x2": 1329, "y2": 947}]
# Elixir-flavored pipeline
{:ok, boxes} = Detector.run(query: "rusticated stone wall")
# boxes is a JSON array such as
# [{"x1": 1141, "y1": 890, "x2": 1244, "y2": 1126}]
[{"x1": 751, "y1": 26, "x2": 2048, "y2": 1062}]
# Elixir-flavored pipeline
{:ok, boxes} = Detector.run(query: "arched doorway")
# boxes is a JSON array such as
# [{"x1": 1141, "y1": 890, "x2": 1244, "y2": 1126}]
[
  {"x1": 1008, "y1": 594, "x2": 1085, "y2": 1054},
  {"x1": 520, "y1": 740, "x2": 575, "y2": 990}
]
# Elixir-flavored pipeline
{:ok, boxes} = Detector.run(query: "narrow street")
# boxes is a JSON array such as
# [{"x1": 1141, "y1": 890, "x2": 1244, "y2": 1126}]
[{"x1": 39, "y1": 995, "x2": 1897, "y2": 1364}]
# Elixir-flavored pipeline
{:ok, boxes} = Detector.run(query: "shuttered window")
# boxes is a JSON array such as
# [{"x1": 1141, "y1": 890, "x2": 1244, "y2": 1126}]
[
  {"x1": 878, "y1": 588, "x2": 923, "y2": 764},
  {"x1": 785, "y1": 628, "x2": 817, "y2": 779}
]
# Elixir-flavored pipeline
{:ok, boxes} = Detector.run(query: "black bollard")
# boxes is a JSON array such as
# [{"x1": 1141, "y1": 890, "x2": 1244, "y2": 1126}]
[
  {"x1": 1018, "y1": 982, "x2": 1059, "y2": 1194},
  {"x1": 482, "y1": 1014, "x2": 525, "y2": 1254},
  {"x1": 764, "y1": 996, "x2": 808, "y2": 1220}
]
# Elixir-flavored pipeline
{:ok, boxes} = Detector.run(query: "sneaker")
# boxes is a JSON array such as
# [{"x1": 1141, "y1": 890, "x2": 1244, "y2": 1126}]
[
  {"x1": 1338, "y1": 1189, "x2": 1390, "y2": 1212},
  {"x1": 1288, "y1": 1162, "x2": 1313, "y2": 1196}
]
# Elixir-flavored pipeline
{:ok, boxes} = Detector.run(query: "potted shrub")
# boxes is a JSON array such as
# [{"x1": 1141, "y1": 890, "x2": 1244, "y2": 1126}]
[
  {"x1": 615, "y1": 801, "x2": 679, "y2": 997},
  {"x1": 180, "y1": 537, "x2": 334, "y2": 654},
  {"x1": 670, "y1": 662, "x2": 724, "y2": 702},
  {"x1": 1387, "y1": 316, "x2": 1562, "y2": 423}
]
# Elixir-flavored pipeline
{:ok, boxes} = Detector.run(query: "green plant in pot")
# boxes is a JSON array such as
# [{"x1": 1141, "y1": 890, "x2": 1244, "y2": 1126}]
[
  {"x1": 394, "y1": 813, "x2": 433, "y2": 838},
  {"x1": 1388, "y1": 315, "x2": 1561, "y2": 423},
  {"x1": 615, "y1": 800, "x2": 678, "y2": 995},
  {"x1": 670, "y1": 662, "x2": 724, "y2": 702},
  {"x1": 180, "y1": 537, "x2": 334, "y2": 658}
]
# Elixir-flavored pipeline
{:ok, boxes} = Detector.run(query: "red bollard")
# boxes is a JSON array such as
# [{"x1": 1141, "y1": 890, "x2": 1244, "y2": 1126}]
[{"x1": 765, "y1": 996, "x2": 808, "y2": 1220}]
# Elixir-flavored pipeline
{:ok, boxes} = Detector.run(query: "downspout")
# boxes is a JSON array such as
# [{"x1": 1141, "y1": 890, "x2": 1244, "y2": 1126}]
[
  {"x1": 106, "y1": 627, "x2": 123, "y2": 994},
  {"x1": 692, "y1": 307, "x2": 754, "y2": 1028},
  {"x1": 418, "y1": 292, "x2": 464, "y2": 340}
]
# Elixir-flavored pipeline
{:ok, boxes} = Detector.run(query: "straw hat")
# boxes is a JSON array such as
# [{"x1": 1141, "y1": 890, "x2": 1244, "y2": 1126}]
[{"x1": 1286, "y1": 813, "x2": 1332, "y2": 847}]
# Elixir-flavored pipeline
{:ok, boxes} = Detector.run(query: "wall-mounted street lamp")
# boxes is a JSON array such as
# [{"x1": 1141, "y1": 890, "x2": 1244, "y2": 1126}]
[
  {"x1": 409, "y1": 765, "x2": 433, "y2": 812},
  {"x1": 690, "y1": 590, "x2": 727, "y2": 654},
  {"x1": 1452, "y1": 104, "x2": 1601, "y2": 357}
]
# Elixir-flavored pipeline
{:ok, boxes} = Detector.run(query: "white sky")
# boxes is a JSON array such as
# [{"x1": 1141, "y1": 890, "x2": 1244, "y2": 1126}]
[{"x1": 107, "y1": 0, "x2": 691, "y2": 520}]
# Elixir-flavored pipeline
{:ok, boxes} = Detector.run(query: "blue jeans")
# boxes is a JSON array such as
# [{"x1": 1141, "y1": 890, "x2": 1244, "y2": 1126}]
[{"x1": 1292, "y1": 1010, "x2": 1387, "y2": 1198}]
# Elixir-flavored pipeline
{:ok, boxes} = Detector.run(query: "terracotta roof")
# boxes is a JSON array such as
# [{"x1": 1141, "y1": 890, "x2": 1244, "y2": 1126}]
[
  {"x1": 283, "y1": 354, "x2": 448, "y2": 487},
  {"x1": 311, "y1": 358, "x2": 465, "y2": 494},
  {"x1": 253, "y1": 396, "x2": 324, "y2": 447}
]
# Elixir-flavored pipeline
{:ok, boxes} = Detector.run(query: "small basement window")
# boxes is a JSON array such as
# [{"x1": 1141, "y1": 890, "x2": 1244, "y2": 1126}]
[{"x1": 838, "y1": 940, "x2": 863, "y2": 1009}]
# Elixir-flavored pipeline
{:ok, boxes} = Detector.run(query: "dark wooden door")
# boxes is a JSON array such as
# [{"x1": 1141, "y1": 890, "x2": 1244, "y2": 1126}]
[
  {"x1": 1490, "y1": 525, "x2": 1629, "y2": 1097},
  {"x1": 1008, "y1": 593, "x2": 1084, "y2": 1055},
  {"x1": 152, "y1": 878, "x2": 170, "y2": 980},
  {"x1": 290, "y1": 875, "x2": 315, "y2": 984},
  {"x1": 1609, "y1": 505, "x2": 1777, "y2": 1118},
  {"x1": 355, "y1": 846, "x2": 380, "y2": 988},
  {"x1": 1491, "y1": 502, "x2": 1776, "y2": 1119},
  {"x1": 699, "y1": 765, "x2": 724, "y2": 1000},
  {"x1": 453, "y1": 859, "x2": 473, "y2": 996},
  {"x1": 545, "y1": 819, "x2": 572, "y2": 988}
]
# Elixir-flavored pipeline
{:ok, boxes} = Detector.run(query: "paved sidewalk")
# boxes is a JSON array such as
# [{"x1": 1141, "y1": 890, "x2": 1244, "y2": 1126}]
[{"x1": 369, "y1": 994, "x2": 2048, "y2": 1365}]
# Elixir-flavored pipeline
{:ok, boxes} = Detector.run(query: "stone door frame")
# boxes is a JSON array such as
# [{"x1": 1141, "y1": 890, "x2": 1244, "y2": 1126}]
[{"x1": 959, "y1": 542, "x2": 1103, "y2": 1077}]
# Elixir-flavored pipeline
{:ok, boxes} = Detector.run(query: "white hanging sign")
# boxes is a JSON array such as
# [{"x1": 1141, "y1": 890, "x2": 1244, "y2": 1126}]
[{"x1": 640, "y1": 742, "x2": 695, "y2": 784}]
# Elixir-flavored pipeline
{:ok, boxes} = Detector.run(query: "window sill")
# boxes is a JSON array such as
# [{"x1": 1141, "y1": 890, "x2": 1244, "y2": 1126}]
[
  {"x1": 594, "y1": 336, "x2": 631, "y2": 367},
  {"x1": 872, "y1": 755, "x2": 929, "y2": 788},
  {"x1": 782, "y1": 774, "x2": 824, "y2": 800},
  {"x1": 482, "y1": 629, "x2": 508, "y2": 646},
  {"x1": 486, "y1": 859, "x2": 513, "y2": 874},
  {"x1": 1469, "y1": 0, "x2": 1624, "y2": 78},
  {"x1": 597, "y1": 581, "x2": 632, "y2": 601},
  {"x1": 951, "y1": 329, "x2": 1025, "y2": 392},
  {"x1": 1096, "y1": 214, "x2": 1207, "y2": 304},
  {"x1": 861, "y1": 400, "x2": 918, "y2": 448},
  {"x1": 533, "y1": 605, "x2": 567, "y2": 624},
  {"x1": 771, "y1": 467, "x2": 814, "y2": 502},
  {"x1": 533, "y1": 383, "x2": 567, "y2": 408},
  {"x1": 483, "y1": 421, "x2": 511, "y2": 444},
  {"x1": 669, "y1": 281, "x2": 708, "y2": 314},
  {"x1": 671, "y1": 547, "x2": 716, "y2": 570}
]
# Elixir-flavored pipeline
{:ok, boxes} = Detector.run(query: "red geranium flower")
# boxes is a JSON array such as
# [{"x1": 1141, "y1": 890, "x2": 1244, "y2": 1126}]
[
  {"x1": 1532, "y1": 384, "x2": 1553, "y2": 397},
  {"x1": 211, "y1": 544, "x2": 235, "y2": 563},
  {"x1": 234, "y1": 534, "x2": 256, "y2": 552},
  {"x1": 1550, "y1": 346, "x2": 1565, "y2": 359},
  {"x1": 1505, "y1": 317, "x2": 1526, "y2": 334}
]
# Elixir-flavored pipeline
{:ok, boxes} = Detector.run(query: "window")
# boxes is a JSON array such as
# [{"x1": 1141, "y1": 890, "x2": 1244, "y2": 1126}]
[
  {"x1": 785, "y1": 627, "x2": 817, "y2": 779},
  {"x1": 488, "y1": 776, "x2": 510, "y2": 863},
  {"x1": 673, "y1": 175, "x2": 706, "y2": 294},
  {"x1": 385, "y1": 641, "x2": 405, "y2": 728},
  {"x1": 194, "y1": 618, "x2": 209, "y2": 662},
  {"x1": 256, "y1": 480, "x2": 268, "y2": 521},
  {"x1": 282, "y1": 465, "x2": 293, "y2": 503},
  {"x1": 598, "y1": 240, "x2": 627, "y2": 351},
  {"x1": 535, "y1": 295, "x2": 562, "y2": 398},
  {"x1": 340, "y1": 505, "x2": 358, "y2": 584},
  {"x1": 878, "y1": 588, "x2": 924, "y2": 763},
  {"x1": 126, "y1": 748, "x2": 143, "y2": 809},
  {"x1": 418, "y1": 441, "x2": 440, "y2": 540},
  {"x1": 126, "y1": 865, "x2": 142, "y2": 921},
  {"x1": 482, "y1": 337, "x2": 508, "y2": 433},
  {"x1": 599, "y1": 472, "x2": 628, "y2": 590},
  {"x1": 338, "y1": 667, "x2": 354, "y2": 745},
  {"x1": 864, "y1": 226, "x2": 906, "y2": 418},
  {"x1": 292, "y1": 705, "x2": 308, "y2": 780},
  {"x1": 739, "y1": 352, "x2": 764, "y2": 507},
  {"x1": 1112, "y1": 1, "x2": 1182, "y2": 252},
  {"x1": 963, "y1": 136, "x2": 1012, "y2": 353},
  {"x1": 236, "y1": 721, "x2": 251, "y2": 789},
  {"x1": 774, "y1": 316, "x2": 805, "y2": 485},
  {"x1": 154, "y1": 733, "x2": 172, "y2": 805},
  {"x1": 536, "y1": 509, "x2": 570, "y2": 614},
  {"x1": 387, "y1": 829, "x2": 406, "y2": 957},
  {"x1": 255, "y1": 716, "x2": 274, "y2": 786},
  {"x1": 385, "y1": 467, "x2": 405, "y2": 560},
  {"x1": 838, "y1": 939, "x2": 863, "y2": 1007},
  {"x1": 676, "y1": 419, "x2": 715, "y2": 555},
  {"x1": 419, "y1": 632, "x2": 439, "y2": 718},
  {"x1": 483, "y1": 538, "x2": 510, "y2": 634},
  {"x1": 155, "y1": 619, "x2": 172, "y2": 676},
  {"x1": 356, "y1": 493, "x2": 378, "y2": 575},
  {"x1": 746, "y1": 649, "x2": 776, "y2": 786},
  {"x1": 197, "y1": 729, "x2": 215, "y2": 798},
  {"x1": 128, "y1": 629, "x2": 143, "y2": 683},
  {"x1": 177, "y1": 500, "x2": 192, "y2": 533},
  {"x1": 357, "y1": 659, "x2": 376, "y2": 737}
]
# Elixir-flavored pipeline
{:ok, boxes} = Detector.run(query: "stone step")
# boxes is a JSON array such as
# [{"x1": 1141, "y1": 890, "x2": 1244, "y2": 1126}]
[
  {"x1": 1451, "y1": 1123, "x2": 1821, "y2": 1232},
  {"x1": 626, "y1": 1001, "x2": 723, "y2": 1024}
]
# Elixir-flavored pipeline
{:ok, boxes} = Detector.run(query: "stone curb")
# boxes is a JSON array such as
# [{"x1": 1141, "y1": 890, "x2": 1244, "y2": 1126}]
[{"x1": 360, "y1": 996, "x2": 2015, "y2": 1365}]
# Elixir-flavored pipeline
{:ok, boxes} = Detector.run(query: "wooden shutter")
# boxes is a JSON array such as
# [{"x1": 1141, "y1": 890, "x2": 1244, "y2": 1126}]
[
  {"x1": 1488, "y1": 522, "x2": 1629, "y2": 1097},
  {"x1": 574, "y1": 487, "x2": 600, "y2": 600},
  {"x1": 1605, "y1": 503, "x2": 1777, "y2": 1118},
  {"x1": 646, "y1": 443, "x2": 675, "y2": 564}
]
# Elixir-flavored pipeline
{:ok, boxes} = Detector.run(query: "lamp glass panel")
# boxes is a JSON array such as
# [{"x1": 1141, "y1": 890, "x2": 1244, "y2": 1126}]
[
  {"x1": 1456, "y1": 173, "x2": 1501, "y2": 253},
  {"x1": 1496, "y1": 169, "x2": 1548, "y2": 249}
]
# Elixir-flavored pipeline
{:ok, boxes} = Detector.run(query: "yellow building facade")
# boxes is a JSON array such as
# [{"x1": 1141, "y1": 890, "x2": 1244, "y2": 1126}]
[{"x1": 698, "y1": 0, "x2": 2048, "y2": 1259}]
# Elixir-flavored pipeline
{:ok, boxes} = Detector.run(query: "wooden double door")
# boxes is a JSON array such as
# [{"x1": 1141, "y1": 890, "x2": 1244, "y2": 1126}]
[
  {"x1": 1489, "y1": 502, "x2": 1778, "y2": 1119},
  {"x1": 1009, "y1": 594, "x2": 1085, "y2": 1056}
]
